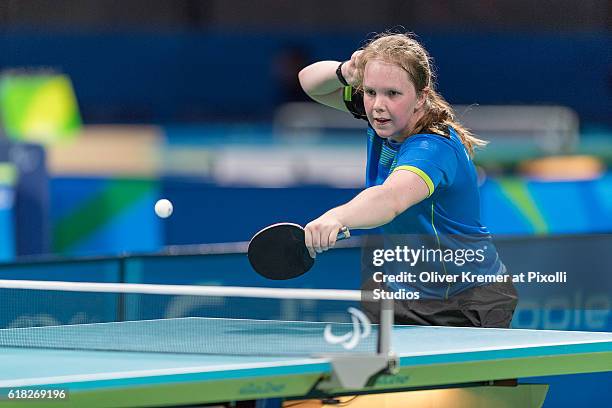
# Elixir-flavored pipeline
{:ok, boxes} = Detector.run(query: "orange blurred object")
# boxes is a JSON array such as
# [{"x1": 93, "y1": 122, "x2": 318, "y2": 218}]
[{"x1": 518, "y1": 155, "x2": 605, "y2": 181}]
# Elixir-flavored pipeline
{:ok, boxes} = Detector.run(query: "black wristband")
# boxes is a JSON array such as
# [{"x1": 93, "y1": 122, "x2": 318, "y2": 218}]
[{"x1": 336, "y1": 61, "x2": 349, "y2": 86}]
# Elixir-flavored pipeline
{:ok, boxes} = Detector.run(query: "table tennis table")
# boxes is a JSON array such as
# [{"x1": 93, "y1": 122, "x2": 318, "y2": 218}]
[{"x1": 1, "y1": 317, "x2": 611, "y2": 407}]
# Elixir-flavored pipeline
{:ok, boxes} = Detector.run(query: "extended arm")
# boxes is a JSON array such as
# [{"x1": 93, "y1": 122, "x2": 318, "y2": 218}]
[{"x1": 304, "y1": 170, "x2": 430, "y2": 257}]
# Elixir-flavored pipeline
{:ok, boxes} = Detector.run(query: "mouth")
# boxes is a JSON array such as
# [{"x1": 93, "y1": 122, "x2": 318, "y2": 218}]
[{"x1": 373, "y1": 118, "x2": 391, "y2": 125}]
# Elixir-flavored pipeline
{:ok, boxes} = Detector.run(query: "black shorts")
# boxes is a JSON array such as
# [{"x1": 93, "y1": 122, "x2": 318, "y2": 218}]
[{"x1": 362, "y1": 279, "x2": 518, "y2": 328}]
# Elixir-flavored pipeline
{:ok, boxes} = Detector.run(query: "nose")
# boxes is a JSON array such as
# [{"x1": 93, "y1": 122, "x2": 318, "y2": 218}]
[{"x1": 373, "y1": 96, "x2": 385, "y2": 112}]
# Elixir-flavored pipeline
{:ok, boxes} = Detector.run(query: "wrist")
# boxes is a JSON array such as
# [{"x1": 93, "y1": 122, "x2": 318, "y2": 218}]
[
  {"x1": 336, "y1": 61, "x2": 349, "y2": 86},
  {"x1": 326, "y1": 208, "x2": 347, "y2": 227}
]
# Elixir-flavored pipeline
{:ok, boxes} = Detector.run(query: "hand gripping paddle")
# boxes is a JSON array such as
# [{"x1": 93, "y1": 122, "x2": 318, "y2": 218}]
[{"x1": 247, "y1": 222, "x2": 350, "y2": 280}]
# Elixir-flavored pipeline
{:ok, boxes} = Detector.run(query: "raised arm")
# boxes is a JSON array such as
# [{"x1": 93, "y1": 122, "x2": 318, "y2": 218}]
[{"x1": 298, "y1": 51, "x2": 362, "y2": 112}]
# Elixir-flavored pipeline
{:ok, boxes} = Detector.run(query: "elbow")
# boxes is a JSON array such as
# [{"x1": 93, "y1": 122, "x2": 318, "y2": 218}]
[
  {"x1": 387, "y1": 204, "x2": 403, "y2": 223},
  {"x1": 386, "y1": 188, "x2": 411, "y2": 220},
  {"x1": 297, "y1": 67, "x2": 309, "y2": 92},
  {"x1": 378, "y1": 206, "x2": 401, "y2": 228},
  {"x1": 377, "y1": 186, "x2": 405, "y2": 222},
  {"x1": 298, "y1": 64, "x2": 321, "y2": 97},
  {"x1": 298, "y1": 68, "x2": 318, "y2": 102}
]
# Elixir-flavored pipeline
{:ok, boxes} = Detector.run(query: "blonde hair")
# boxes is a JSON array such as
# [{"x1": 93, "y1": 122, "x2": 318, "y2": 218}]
[{"x1": 355, "y1": 32, "x2": 487, "y2": 156}]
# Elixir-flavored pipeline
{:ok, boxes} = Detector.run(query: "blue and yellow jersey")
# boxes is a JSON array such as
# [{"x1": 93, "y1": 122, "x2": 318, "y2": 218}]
[
  {"x1": 343, "y1": 86, "x2": 505, "y2": 298},
  {"x1": 366, "y1": 126, "x2": 486, "y2": 236}
]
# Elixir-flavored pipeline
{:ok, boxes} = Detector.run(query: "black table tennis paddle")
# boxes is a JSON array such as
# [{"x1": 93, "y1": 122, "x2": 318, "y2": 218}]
[{"x1": 247, "y1": 222, "x2": 350, "y2": 280}]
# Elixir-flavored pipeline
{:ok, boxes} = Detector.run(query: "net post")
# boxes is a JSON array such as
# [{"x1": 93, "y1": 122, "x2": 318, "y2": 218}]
[
  {"x1": 377, "y1": 297, "x2": 393, "y2": 355},
  {"x1": 377, "y1": 297, "x2": 398, "y2": 374}
]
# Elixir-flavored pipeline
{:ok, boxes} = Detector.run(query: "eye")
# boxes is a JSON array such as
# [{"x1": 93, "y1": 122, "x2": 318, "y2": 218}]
[
  {"x1": 365, "y1": 89, "x2": 376, "y2": 96},
  {"x1": 388, "y1": 90, "x2": 400, "y2": 97}
]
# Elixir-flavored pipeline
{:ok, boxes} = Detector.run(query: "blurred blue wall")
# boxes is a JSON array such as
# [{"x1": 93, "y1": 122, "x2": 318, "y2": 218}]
[
  {"x1": 1, "y1": 31, "x2": 610, "y2": 124},
  {"x1": 0, "y1": 184, "x2": 15, "y2": 261}
]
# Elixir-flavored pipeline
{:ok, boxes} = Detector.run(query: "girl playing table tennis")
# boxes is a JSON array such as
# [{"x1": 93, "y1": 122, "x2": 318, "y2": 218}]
[{"x1": 298, "y1": 32, "x2": 517, "y2": 328}]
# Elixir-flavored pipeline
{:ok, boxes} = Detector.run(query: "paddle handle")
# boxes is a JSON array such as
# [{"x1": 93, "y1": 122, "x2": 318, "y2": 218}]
[{"x1": 337, "y1": 226, "x2": 351, "y2": 241}]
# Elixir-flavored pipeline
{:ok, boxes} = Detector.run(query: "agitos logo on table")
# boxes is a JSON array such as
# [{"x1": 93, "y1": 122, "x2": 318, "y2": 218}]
[{"x1": 324, "y1": 307, "x2": 372, "y2": 350}]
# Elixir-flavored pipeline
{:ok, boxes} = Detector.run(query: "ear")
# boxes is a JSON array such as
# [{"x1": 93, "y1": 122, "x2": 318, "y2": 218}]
[{"x1": 416, "y1": 87, "x2": 430, "y2": 110}]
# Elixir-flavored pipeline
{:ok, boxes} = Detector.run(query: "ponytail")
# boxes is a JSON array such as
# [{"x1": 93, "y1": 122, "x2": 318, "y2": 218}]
[{"x1": 414, "y1": 91, "x2": 487, "y2": 157}]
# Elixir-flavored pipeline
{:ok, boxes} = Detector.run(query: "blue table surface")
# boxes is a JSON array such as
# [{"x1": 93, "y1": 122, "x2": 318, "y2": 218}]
[{"x1": 1, "y1": 318, "x2": 611, "y2": 389}]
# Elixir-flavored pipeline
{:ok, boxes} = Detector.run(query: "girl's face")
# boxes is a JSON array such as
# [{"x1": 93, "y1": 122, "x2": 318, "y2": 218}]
[{"x1": 363, "y1": 59, "x2": 425, "y2": 142}]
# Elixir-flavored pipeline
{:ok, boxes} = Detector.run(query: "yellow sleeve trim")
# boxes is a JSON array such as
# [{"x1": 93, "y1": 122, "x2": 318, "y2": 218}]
[{"x1": 393, "y1": 165, "x2": 435, "y2": 197}]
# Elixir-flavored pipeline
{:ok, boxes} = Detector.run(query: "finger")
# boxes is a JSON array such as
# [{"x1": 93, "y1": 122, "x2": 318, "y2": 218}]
[
  {"x1": 320, "y1": 229, "x2": 330, "y2": 252},
  {"x1": 342, "y1": 59, "x2": 355, "y2": 77},
  {"x1": 345, "y1": 51, "x2": 363, "y2": 85},
  {"x1": 327, "y1": 227, "x2": 340, "y2": 248},
  {"x1": 304, "y1": 226, "x2": 316, "y2": 259},
  {"x1": 311, "y1": 228, "x2": 322, "y2": 254}
]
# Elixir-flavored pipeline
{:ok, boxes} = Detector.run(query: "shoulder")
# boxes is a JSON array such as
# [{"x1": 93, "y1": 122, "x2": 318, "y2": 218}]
[
  {"x1": 400, "y1": 132, "x2": 454, "y2": 154},
  {"x1": 401, "y1": 128, "x2": 466, "y2": 160}
]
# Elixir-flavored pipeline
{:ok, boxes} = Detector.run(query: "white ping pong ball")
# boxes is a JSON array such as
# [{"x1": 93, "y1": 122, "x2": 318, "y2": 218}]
[{"x1": 154, "y1": 199, "x2": 173, "y2": 218}]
